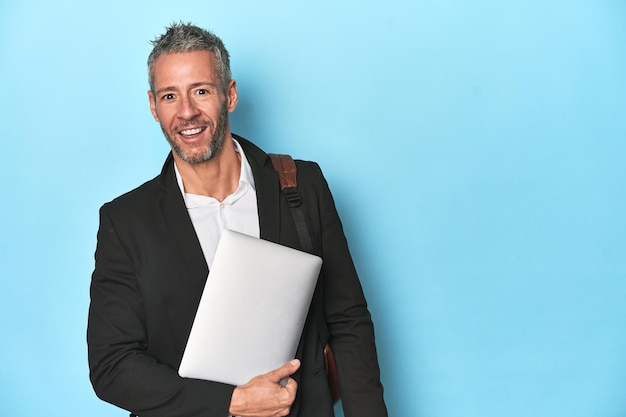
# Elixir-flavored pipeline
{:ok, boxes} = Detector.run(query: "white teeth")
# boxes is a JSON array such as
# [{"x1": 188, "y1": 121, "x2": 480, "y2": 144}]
[{"x1": 181, "y1": 127, "x2": 202, "y2": 135}]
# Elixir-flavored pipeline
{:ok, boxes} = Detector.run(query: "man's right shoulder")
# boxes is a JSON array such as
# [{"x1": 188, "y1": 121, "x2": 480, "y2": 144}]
[{"x1": 101, "y1": 173, "x2": 166, "y2": 213}]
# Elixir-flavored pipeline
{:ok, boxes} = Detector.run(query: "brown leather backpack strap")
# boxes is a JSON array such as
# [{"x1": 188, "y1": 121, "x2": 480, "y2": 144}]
[
  {"x1": 269, "y1": 153, "x2": 297, "y2": 189},
  {"x1": 324, "y1": 344, "x2": 340, "y2": 404}
]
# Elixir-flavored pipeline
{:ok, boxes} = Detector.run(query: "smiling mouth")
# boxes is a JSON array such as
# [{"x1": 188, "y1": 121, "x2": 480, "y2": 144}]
[{"x1": 180, "y1": 127, "x2": 205, "y2": 137}]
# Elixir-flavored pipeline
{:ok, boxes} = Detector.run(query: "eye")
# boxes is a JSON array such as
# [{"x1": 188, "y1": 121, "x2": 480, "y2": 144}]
[
  {"x1": 196, "y1": 89, "x2": 209, "y2": 95},
  {"x1": 162, "y1": 93, "x2": 176, "y2": 101}
]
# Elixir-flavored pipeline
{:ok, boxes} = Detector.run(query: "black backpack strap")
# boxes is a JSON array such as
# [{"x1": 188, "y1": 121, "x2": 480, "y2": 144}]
[
  {"x1": 269, "y1": 153, "x2": 329, "y2": 344},
  {"x1": 269, "y1": 154, "x2": 340, "y2": 402},
  {"x1": 269, "y1": 154, "x2": 314, "y2": 251}
]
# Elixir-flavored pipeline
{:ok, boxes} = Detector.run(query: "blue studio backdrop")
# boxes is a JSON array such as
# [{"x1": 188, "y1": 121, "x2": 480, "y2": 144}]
[{"x1": 1, "y1": 1, "x2": 625, "y2": 416}]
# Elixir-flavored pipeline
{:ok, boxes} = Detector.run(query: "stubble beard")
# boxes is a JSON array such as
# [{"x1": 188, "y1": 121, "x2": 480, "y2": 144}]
[{"x1": 163, "y1": 101, "x2": 230, "y2": 164}]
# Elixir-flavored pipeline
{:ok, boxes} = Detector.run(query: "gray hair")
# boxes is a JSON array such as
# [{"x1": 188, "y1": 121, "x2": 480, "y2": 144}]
[{"x1": 147, "y1": 22, "x2": 232, "y2": 93}]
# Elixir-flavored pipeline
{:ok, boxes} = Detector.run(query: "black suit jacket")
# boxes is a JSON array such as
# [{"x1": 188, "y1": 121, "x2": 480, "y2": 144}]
[{"x1": 87, "y1": 136, "x2": 387, "y2": 417}]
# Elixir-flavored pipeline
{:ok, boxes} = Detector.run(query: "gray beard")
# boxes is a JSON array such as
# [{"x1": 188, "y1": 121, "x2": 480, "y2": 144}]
[{"x1": 164, "y1": 101, "x2": 229, "y2": 164}]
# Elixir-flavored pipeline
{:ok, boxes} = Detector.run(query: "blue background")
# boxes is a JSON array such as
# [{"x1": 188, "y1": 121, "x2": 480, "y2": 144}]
[{"x1": 1, "y1": 1, "x2": 625, "y2": 416}]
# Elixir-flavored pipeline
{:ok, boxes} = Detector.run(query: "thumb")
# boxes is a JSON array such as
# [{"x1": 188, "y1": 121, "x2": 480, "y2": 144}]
[{"x1": 266, "y1": 359, "x2": 301, "y2": 383}]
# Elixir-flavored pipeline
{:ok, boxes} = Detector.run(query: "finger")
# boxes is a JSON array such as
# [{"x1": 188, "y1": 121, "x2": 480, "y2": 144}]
[
  {"x1": 266, "y1": 359, "x2": 301, "y2": 382},
  {"x1": 283, "y1": 377, "x2": 298, "y2": 394},
  {"x1": 278, "y1": 406, "x2": 292, "y2": 417}
]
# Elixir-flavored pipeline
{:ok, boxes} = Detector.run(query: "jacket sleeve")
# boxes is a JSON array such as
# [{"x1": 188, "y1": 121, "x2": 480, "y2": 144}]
[
  {"x1": 303, "y1": 162, "x2": 388, "y2": 417},
  {"x1": 87, "y1": 204, "x2": 235, "y2": 417}
]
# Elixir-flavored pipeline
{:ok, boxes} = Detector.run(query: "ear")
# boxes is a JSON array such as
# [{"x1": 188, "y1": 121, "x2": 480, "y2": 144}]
[
  {"x1": 148, "y1": 90, "x2": 160, "y2": 122},
  {"x1": 226, "y1": 80, "x2": 238, "y2": 113}
]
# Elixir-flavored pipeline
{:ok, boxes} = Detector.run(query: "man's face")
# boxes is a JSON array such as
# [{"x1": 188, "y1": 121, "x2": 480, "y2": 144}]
[{"x1": 148, "y1": 50, "x2": 238, "y2": 164}]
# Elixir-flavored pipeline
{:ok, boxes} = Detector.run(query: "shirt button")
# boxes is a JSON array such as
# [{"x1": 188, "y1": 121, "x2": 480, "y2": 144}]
[{"x1": 220, "y1": 203, "x2": 225, "y2": 209}]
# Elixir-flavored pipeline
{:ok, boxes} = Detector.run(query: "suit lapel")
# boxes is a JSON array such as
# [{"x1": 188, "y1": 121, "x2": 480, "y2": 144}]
[
  {"x1": 237, "y1": 136, "x2": 282, "y2": 244},
  {"x1": 157, "y1": 154, "x2": 209, "y2": 285}
]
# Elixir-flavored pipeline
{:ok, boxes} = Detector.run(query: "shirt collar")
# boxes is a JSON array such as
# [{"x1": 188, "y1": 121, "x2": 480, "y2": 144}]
[
  {"x1": 174, "y1": 137, "x2": 256, "y2": 207},
  {"x1": 234, "y1": 137, "x2": 256, "y2": 192}
]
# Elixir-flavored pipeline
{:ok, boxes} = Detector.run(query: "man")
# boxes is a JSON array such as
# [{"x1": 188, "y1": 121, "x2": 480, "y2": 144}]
[{"x1": 88, "y1": 22, "x2": 387, "y2": 417}]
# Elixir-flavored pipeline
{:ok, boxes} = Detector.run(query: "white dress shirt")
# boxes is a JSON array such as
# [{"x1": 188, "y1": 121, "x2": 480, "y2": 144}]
[{"x1": 174, "y1": 138, "x2": 260, "y2": 269}]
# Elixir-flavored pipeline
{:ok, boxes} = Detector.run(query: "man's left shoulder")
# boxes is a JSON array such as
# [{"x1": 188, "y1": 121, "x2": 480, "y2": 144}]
[
  {"x1": 292, "y1": 159, "x2": 331, "y2": 201},
  {"x1": 293, "y1": 158, "x2": 322, "y2": 174}
]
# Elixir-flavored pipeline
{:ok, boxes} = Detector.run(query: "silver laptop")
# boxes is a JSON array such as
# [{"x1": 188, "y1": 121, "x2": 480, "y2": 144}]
[{"x1": 178, "y1": 229, "x2": 322, "y2": 386}]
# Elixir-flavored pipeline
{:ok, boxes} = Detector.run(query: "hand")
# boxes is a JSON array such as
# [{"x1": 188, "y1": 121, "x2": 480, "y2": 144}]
[{"x1": 228, "y1": 359, "x2": 301, "y2": 417}]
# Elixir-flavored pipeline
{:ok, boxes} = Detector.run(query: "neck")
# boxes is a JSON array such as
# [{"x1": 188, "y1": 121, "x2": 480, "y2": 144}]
[{"x1": 174, "y1": 138, "x2": 241, "y2": 202}]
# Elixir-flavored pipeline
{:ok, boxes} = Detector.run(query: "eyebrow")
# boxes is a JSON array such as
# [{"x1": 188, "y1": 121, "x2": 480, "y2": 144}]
[{"x1": 155, "y1": 82, "x2": 219, "y2": 96}]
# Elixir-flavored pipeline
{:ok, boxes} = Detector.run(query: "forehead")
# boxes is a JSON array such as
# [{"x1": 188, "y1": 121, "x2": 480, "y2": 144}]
[{"x1": 152, "y1": 50, "x2": 220, "y2": 88}]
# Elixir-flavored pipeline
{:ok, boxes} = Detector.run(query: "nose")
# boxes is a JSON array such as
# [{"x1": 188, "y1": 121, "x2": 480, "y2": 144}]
[{"x1": 177, "y1": 96, "x2": 201, "y2": 120}]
